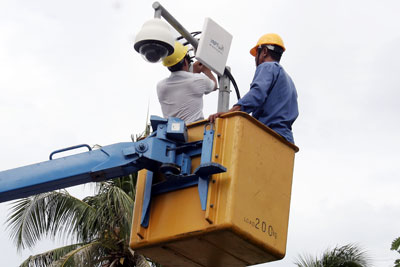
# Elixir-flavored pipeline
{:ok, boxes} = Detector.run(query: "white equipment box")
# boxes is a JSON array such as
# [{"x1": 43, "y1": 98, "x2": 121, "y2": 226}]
[{"x1": 195, "y1": 18, "x2": 232, "y2": 76}]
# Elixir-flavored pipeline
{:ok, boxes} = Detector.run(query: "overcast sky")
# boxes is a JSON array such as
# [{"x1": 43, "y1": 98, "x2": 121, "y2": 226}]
[{"x1": 1, "y1": 0, "x2": 400, "y2": 266}]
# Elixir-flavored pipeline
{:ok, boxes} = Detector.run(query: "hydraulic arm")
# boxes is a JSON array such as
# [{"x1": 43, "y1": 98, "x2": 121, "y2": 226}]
[{"x1": 0, "y1": 116, "x2": 226, "y2": 220}]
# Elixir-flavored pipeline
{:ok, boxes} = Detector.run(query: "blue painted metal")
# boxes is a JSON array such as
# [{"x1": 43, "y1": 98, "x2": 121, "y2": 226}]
[
  {"x1": 197, "y1": 124, "x2": 217, "y2": 210},
  {"x1": 0, "y1": 142, "x2": 141, "y2": 203},
  {"x1": 194, "y1": 163, "x2": 227, "y2": 178},
  {"x1": 139, "y1": 140, "x2": 203, "y2": 228},
  {"x1": 49, "y1": 144, "x2": 92, "y2": 160},
  {"x1": 177, "y1": 153, "x2": 191, "y2": 175},
  {"x1": 139, "y1": 124, "x2": 227, "y2": 227},
  {"x1": 0, "y1": 116, "x2": 227, "y2": 229},
  {"x1": 152, "y1": 175, "x2": 199, "y2": 195},
  {"x1": 166, "y1": 117, "x2": 187, "y2": 142},
  {"x1": 140, "y1": 171, "x2": 154, "y2": 228}
]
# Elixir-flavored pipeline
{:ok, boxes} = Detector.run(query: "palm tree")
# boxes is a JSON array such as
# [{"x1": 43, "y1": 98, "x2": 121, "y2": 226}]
[
  {"x1": 6, "y1": 174, "x2": 155, "y2": 267},
  {"x1": 295, "y1": 244, "x2": 371, "y2": 267},
  {"x1": 391, "y1": 237, "x2": 400, "y2": 267}
]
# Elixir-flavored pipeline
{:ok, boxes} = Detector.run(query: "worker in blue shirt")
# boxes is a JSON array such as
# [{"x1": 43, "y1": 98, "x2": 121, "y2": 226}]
[{"x1": 209, "y1": 33, "x2": 298, "y2": 144}]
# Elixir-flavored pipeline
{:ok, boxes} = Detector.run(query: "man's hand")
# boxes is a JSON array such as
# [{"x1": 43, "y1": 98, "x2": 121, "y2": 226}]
[
  {"x1": 192, "y1": 61, "x2": 204, "y2": 73},
  {"x1": 208, "y1": 112, "x2": 226, "y2": 123},
  {"x1": 208, "y1": 105, "x2": 242, "y2": 123}
]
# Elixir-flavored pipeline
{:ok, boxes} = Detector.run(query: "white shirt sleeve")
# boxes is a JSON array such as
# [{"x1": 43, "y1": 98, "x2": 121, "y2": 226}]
[{"x1": 193, "y1": 73, "x2": 215, "y2": 95}]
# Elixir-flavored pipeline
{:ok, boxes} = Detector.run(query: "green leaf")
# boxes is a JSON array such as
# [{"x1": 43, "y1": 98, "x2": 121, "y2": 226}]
[
  {"x1": 19, "y1": 243, "x2": 83, "y2": 267},
  {"x1": 6, "y1": 191, "x2": 96, "y2": 250},
  {"x1": 391, "y1": 237, "x2": 400, "y2": 251},
  {"x1": 7, "y1": 174, "x2": 157, "y2": 266}
]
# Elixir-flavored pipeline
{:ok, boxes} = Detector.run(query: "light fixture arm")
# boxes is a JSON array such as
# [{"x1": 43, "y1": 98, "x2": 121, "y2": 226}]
[{"x1": 152, "y1": 2, "x2": 199, "y2": 50}]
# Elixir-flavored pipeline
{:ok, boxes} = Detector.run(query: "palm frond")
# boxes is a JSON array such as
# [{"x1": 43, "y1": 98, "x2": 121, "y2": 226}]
[
  {"x1": 46, "y1": 190, "x2": 97, "y2": 243},
  {"x1": 294, "y1": 253, "x2": 322, "y2": 267},
  {"x1": 392, "y1": 237, "x2": 400, "y2": 251},
  {"x1": 6, "y1": 190, "x2": 96, "y2": 250},
  {"x1": 19, "y1": 243, "x2": 83, "y2": 267},
  {"x1": 295, "y1": 244, "x2": 371, "y2": 267},
  {"x1": 7, "y1": 172, "x2": 151, "y2": 266},
  {"x1": 320, "y1": 244, "x2": 370, "y2": 267},
  {"x1": 48, "y1": 241, "x2": 101, "y2": 267},
  {"x1": 87, "y1": 179, "x2": 135, "y2": 238},
  {"x1": 96, "y1": 174, "x2": 137, "y2": 200},
  {"x1": 7, "y1": 192, "x2": 56, "y2": 250}
]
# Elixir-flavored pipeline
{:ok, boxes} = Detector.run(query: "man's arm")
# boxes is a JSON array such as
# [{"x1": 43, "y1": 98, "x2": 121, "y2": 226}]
[
  {"x1": 208, "y1": 105, "x2": 241, "y2": 123},
  {"x1": 235, "y1": 63, "x2": 275, "y2": 114},
  {"x1": 193, "y1": 61, "x2": 217, "y2": 90}
]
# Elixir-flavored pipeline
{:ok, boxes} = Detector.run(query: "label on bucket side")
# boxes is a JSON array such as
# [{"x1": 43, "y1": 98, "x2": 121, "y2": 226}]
[{"x1": 243, "y1": 216, "x2": 278, "y2": 240}]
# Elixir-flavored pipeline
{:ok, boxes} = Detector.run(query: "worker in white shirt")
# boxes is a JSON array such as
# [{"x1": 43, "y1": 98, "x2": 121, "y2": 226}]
[{"x1": 157, "y1": 41, "x2": 217, "y2": 123}]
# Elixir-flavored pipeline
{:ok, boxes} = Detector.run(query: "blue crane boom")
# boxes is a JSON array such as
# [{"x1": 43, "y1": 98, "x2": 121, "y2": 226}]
[
  {"x1": 0, "y1": 116, "x2": 226, "y2": 219},
  {"x1": 0, "y1": 142, "x2": 139, "y2": 202}
]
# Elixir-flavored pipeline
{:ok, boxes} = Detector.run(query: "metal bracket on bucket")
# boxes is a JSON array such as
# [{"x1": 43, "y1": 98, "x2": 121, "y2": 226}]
[{"x1": 140, "y1": 123, "x2": 226, "y2": 228}]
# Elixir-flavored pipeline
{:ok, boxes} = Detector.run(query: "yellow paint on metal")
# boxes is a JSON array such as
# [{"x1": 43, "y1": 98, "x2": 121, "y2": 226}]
[{"x1": 130, "y1": 112, "x2": 298, "y2": 267}]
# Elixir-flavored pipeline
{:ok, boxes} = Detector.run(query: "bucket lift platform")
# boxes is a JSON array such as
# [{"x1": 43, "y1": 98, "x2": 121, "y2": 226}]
[
  {"x1": 130, "y1": 112, "x2": 299, "y2": 267},
  {"x1": 0, "y1": 112, "x2": 298, "y2": 266}
]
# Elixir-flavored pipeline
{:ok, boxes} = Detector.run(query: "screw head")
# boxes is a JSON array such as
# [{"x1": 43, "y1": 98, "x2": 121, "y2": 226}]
[{"x1": 137, "y1": 143, "x2": 147, "y2": 152}]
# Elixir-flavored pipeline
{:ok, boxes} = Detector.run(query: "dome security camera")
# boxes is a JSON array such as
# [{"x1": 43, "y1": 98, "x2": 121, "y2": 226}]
[{"x1": 134, "y1": 18, "x2": 175, "y2": 63}]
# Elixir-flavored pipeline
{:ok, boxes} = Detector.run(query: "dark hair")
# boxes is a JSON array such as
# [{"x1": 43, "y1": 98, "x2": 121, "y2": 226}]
[
  {"x1": 167, "y1": 54, "x2": 192, "y2": 72},
  {"x1": 263, "y1": 45, "x2": 283, "y2": 63},
  {"x1": 168, "y1": 59, "x2": 185, "y2": 72}
]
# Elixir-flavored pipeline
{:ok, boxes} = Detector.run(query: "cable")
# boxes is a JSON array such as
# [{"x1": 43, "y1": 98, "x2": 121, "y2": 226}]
[
  {"x1": 224, "y1": 67, "x2": 241, "y2": 100},
  {"x1": 177, "y1": 31, "x2": 201, "y2": 46}
]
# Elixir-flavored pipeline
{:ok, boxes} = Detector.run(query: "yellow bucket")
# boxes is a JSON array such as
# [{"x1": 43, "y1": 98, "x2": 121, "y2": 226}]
[{"x1": 130, "y1": 112, "x2": 298, "y2": 266}]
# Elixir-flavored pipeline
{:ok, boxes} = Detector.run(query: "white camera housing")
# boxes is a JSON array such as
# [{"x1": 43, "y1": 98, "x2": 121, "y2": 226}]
[{"x1": 134, "y1": 18, "x2": 175, "y2": 63}]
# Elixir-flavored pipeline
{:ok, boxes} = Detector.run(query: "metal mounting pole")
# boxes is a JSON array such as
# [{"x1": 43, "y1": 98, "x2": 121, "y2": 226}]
[
  {"x1": 217, "y1": 67, "x2": 231, "y2": 112},
  {"x1": 152, "y1": 2, "x2": 199, "y2": 50}
]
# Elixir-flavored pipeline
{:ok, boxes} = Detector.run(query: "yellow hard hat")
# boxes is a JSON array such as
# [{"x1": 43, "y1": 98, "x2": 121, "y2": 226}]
[
  {"x1": 162, "y1": 41, "x2": 188, "y2": 67},
  {"x1": 250, "y1": 33, "x2": 286, "y2": 57}
]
